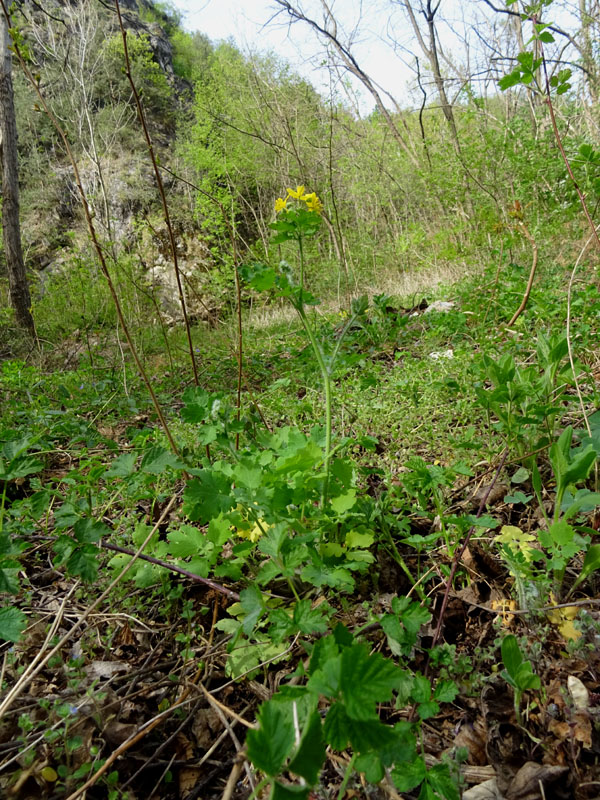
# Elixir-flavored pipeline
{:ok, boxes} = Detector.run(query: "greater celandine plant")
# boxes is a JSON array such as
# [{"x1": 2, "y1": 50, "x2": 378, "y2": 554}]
[
  {"x1": 272, "y1": 187, "x2": 333, "y2": 503},
  {"x1": 242, "y1": 186, "x2": 368, "y2": 507}
]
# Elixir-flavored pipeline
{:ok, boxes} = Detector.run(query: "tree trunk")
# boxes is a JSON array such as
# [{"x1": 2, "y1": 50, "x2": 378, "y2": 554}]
[
  {"x1": 0, "y1": 13, "x2": 34, "y2": 335},
  {"x1": 579, "y1": 0, "x2": 600, "y2": 104}
]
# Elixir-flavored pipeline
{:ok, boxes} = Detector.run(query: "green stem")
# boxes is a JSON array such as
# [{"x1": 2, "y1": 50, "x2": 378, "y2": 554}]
[
  {"x1": 336, "y1": 753, "x2": 357, "y2": 800},
  {"x1": 295, "y1": 236, "x2": 332, "y2": 506},
  {"x1": 0, "y1": 483, "x2": 6, "y2": 533},
  {"x1": 247, "y1": 776, "x2": 270, "y2": 800},
  {"x1": 513, "y1": 688, "x2": 523, "y2": 727},
  {"x1": 384, "y1": 532, "x2": 425, "y2": 601}
]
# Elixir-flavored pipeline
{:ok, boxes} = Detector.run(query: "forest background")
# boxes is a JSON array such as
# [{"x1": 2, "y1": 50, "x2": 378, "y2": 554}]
[{"x1": 1, "y1": 0, "x2": 600, "y2": 798}]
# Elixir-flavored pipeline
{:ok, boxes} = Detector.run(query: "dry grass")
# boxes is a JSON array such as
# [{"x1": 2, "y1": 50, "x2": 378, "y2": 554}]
[{"x1": 246, "y1": 259, "x2": 478, "y2": 329}]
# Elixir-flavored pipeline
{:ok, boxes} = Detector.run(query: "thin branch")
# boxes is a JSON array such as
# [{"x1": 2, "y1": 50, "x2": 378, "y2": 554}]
[{"x1": 114, "y1": 0, "x2": 199, "y2": 386}]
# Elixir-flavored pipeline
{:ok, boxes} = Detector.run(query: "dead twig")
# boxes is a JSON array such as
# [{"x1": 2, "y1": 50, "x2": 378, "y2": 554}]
[
  {"x1": 0, "y1": 495, "x2": 178, "y2": 722},
  {"x1": 427, "y1": 447, "x2": 509, "y2": 665},
  {"x1": 506, "y1": 221, "x2": 538, "y2": 327}
]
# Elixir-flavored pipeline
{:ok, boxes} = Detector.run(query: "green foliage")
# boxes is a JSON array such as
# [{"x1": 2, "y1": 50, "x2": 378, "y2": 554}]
[
  {"x1": 500, "y1": 634, "x2": 541, "y2": 724},
  {"x1": 247, "y1": 625, "x2": 459, "y2": 798},
  {"x1": 4, "y1": 1, "x2": 600, "y2": 793},
  {"x1": 102, "y1": 32, "x2": 173, "y2": 121}
]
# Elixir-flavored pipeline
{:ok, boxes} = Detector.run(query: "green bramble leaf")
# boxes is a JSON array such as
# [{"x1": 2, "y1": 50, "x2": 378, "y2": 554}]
[
  {"x1": 433, "y1": 680, "x2": 459, "y2": 703},
  {"x1": 67, "y1": 545, "x2": 100, "y2": 582},
  {"x1": 0, "y1": 606, "x2": 27, "y2": 643},
  {"x1": 292, "y1": 598, "x2": 330, "y2": 635},
  {"x1": 498, "y1": 71, "x2": 521, "y2": 91},
  {"x1": 140, "y1": 446, "x2": 184, "y2": 475},
  {"x1": 0, "y1": 455, "x2": 43, "y2": 482},
  {"x1": 392, "y1": 757, "x2": 427, "y2": 792},
  {"x1": 271, "y1": 782, "x2": 310, "y2": 799},
  {"x1": 355, "y1": 752, "x2": 385, "y2": 783},
  {"x1": 104, "y1": 452, "x2": 137, "y2": 478},
  {"x1": 339, "y1": 644, "x2": 402, "y2": 720},
  {"x1": 73, "y1": 518, "x2": 110, "y2": 543},
  {"x1": 427, "y1": 763, "x2": 461, "y2": 800},
  {"x1": 0, "y1": 564, "x2": 20, "y2": 594},
  {"x1": 240, "y1": 585, "x2": 266, "y2": 635},
  {"x1": 166, "y1": 525, "x2": 211, "y2": 558},
  {"x1": 287, "y1": 710, "x2": 325, "y2": 784},
  {"x1": 246, "y1": 701, "x2": 295, "y2": 777}
]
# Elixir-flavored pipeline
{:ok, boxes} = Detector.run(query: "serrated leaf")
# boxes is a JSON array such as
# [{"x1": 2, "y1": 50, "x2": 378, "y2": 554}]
[
  {"x1": 340, "y1": 644, "x2": 401, "y2": 719},
  {"x1": 53, "y1": 503, "x2": 81, "y2": 530},
  {"x1": 67, "y1": 545, "x2": 99, "y2": 582},
  {"x1": 246, "y1": 701, "x2": 295, "y2": 777},
  {"x1": 355, "y1": 752, "x2": 384, "y2": 783},
  {"x1": 141, "y1": 446, "x2": 184, "y2": 475},
  {"x1": 499, "y1": 71, "x2": 522, "y2": 90},
  {"x1": 271, "y1": 781, "x2": 310, "y2": 799},
  {"x1": 0, "y1": 606, "x2": 27, "y2": 642},
  {"x1": 105, "y1": 452, "x2": 137, "y2": 478},
  {"x1": 0, "y1": 455, "x2": 43, "y2": 481},
  {"x1": 307, "y1": 652, "x2": 342, "y2": 698},
  {"x1": 293, "y1": 598, "x2": 329, "y2": 635},
  {"x1": 549, "y1": 519, "x2": 574, "y2": 546},
  {"x1": 433, "y1": 680, "x2": 459, "y2": 703},
  {"x1": 301, "y1": 563, "x2": 354, "y2": 592},
  {"x1": 167, "y1": 525, "x2": 209, "y2": 557},
  {"x1": 240, "y1": 585, "x2": 266, "y2": 635},
  {"x1": 416, "y1": 699, "x2": 440, "y2": 720},
  {"x1": 183, "y1": 470, "x2": 234, "y2": 523},
  {"x1": 411, "y1": 673, "x2": 431, "y2": 704},
  {"x1": 427, "y1": 763, "x2": 460, "y2": 800},
  {"x1": 308, "y1": 634, "x2": 340, "y2": 676},
  {"x1": 288, "y1": 710, "x2": 325, "y2": 784},
  {"x1": 0, "y1": 565, "x2": 20, "y2": 594},
  {"x1": 322, "y1": 702, "x2": 350, "y2": 750},
  {"x1": 233, "y1": 462, "x2": 262, "y2": 489},
  {"x1": 73, "y1": 518, "x2": 110, "y2": 544},
  {"x1": 392, "y1": 757, "x2": 427, "y2": 792}
]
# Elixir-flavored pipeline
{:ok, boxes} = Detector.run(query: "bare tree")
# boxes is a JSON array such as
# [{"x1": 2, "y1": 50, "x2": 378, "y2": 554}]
[
  {"x1": 0, "y1": 11, "x2": 34, "y2": 334},
  {"x1": 398, "y1": 0, "x2": 461, "y2": 151},
  {"x1": 273, "y1": 0, "x2": 421, "y2": 168}
]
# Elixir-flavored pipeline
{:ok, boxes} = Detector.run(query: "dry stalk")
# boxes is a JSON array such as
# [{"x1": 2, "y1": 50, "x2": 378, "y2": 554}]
[
  {"x1": 113, "y1": 0, "x2": 199, "y2": 386},
  {"x1": 0, "y1": 495, "x2": 178, "y2": 721}
]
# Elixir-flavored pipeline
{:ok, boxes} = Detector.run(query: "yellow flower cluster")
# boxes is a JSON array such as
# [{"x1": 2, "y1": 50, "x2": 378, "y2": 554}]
[
  {"x1": 231, "y1": 504, "x2": 271, "y2": 543},
  {"x1": 274, "y1": 185, "x2": 323, "y2": 215}
]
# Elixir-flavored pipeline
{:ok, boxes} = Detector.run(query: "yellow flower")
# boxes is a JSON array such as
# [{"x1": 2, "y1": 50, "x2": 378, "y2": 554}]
[
  {"x1": 274, "y1": 197, "x2": 287, "y2": 213},
  {"x1": 231, "y1": 503, "x2": 271, "y2": 542},
  {"x1": 235, "y1": 519, "x2": 268, "y2": 543},
  {"x1": 547, "y1": 593, "x2": 582, "y2": 642},
  {"x1": 303, "y1": 192, "x2": 323, "y2": 214},
  {"x1": 286, "y1": 185, "x2": 307, "y2": 200}
]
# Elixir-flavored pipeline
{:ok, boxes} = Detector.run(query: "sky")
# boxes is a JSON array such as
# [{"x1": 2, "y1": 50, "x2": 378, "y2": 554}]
[
  {"x1": 170, "y1": 0, "x2": 580, "y2": 113},
  {"x1": 170, "y1": 0, "x2": 475, "y2": 112}
]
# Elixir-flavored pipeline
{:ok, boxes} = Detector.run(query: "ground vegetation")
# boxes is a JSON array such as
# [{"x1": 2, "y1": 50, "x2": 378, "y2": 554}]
[{"x1": 1, "y1": 1, "x2": 600, "y2": 798}]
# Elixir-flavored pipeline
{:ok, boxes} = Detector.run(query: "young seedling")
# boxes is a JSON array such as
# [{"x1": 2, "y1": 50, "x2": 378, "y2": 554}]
[{"x1": 500, "y1": 634, "x2": 541, "y2": 726}]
